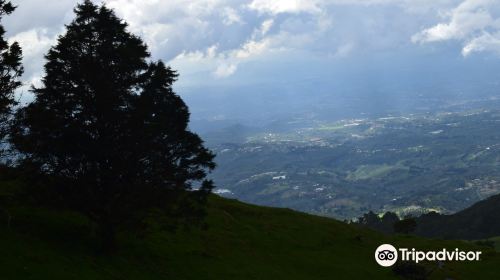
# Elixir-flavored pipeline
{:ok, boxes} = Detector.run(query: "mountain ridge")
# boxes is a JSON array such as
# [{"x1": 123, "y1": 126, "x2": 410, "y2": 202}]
[{"x1": 415, "y1": 193, "x2": 500, "y2": 240}]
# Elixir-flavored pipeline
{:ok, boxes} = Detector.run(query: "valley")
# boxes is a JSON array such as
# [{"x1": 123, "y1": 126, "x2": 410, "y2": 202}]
[{"x1": 207, "y1": 109, "x2": 500, "y2": 219}]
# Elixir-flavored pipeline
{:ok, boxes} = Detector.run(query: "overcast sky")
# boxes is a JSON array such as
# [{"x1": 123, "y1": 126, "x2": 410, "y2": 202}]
[{"x1": 5, "y1": 0, "x2": 500, "y2": 96}]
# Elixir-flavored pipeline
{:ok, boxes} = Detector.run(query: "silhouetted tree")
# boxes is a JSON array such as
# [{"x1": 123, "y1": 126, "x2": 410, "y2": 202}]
[
  {"x1": 380, "y1": 211, "x2": 399, "y2": 233},
  {"x1": 0, "y1": 1, "x2": 22, "y2": 152},
  {"x1": 11, "y1": 0, "x2": 215, "y2": 251},
  {"x1": 394, "y1": 218, "x2": 417, "y2": 234},
  {"x1": 0, "y1": 1, "x2": 22, "y2": 230},
  {"x1": 356, "y1": 211, "x2": 401, "y2": 233},
  {"x1": 357, "y1": 211, "x2": 381, "y2": 228}
]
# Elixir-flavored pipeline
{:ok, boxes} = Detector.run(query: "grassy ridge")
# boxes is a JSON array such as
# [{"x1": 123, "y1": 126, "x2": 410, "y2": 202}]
[{"x1": 0, "y1": 196, "x2": 499, "y2": 279}]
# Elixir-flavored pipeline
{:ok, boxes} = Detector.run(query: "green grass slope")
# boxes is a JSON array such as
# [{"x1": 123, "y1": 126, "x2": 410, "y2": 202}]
[{"x1": 0, "y1": 196, "x2": 499, "y2": 280}]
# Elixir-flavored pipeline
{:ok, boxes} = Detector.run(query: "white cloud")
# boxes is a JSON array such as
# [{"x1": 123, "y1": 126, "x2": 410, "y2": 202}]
[
  {"x1": 260, "y1": 19, "x2": 274, "y2": 36},
  {"x1": 234, "y1": 39, "x2": 270, "y2": 59},
  {"x1": 222, "y1": 7, "x2": 243, "y2": 25},
  {"x1": 462, "y1": 32, "x2": 500, "y2": 56},
  {"x1": 206, "y1": 45, "x2": 218, "y2": 58},
  {"x1": 214, "y1": 63, "x2": 237, "y2": 78},
  {"x1": 8, "y1": 28, "x2": 59, "y2": 101},
  {"x1": 8, "y1": 28, "x2": 57, "y2": 60},
  {"x1": 5, "y1": 0, "x2": 500, "y2": 87},
  {"x1": 412, "y1": 0, "x2": 500, "y2": 56},
  {"x1": 248, "y1": 0, "x2": 322, "y2": 15}
]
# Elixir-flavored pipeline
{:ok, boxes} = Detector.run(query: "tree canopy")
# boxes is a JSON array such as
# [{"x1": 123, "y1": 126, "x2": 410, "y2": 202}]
[
  {"x1": 11, "y1": 0, "x2": 215, "y2": 250},
  {"x1": 0, "y1": 0, "x2": 23, "y2": 149}
]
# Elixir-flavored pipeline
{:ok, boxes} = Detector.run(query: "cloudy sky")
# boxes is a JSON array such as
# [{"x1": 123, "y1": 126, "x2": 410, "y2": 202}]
[{"x1": 5, "y1": 0, "x2": 500, "y2": 98}]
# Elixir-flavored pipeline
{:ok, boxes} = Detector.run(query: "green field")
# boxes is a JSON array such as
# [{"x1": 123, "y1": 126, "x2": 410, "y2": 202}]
[
  {"x1": 1, "y1": 195, "x2": 499, "y2": 279},
  {"x1": 347, "y1": 164, "x2": 409, "y2": 181}
]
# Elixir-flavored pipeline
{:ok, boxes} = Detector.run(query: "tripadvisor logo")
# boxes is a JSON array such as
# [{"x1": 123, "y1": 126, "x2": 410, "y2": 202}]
[
  {"x1": 375, "y1": 244, "x2": 398, "y2": 267},
  {"x1": 375, "y1": 244, "x2": 482, "y2": 267}
]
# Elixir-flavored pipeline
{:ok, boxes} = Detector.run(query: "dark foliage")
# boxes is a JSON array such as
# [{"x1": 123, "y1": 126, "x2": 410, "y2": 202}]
[
  {"x1": 0, "y1": 0, "x2": 22, "y2": 231},
  {"x1": 0, "y1": 0, "x2": 23, "y2": 150},
  {"x1": 10, "y1": 0, "x2": 215, "y2": 251},
  {"x1": 394, "y1": 218, "x2": 417, "y2": 234},
  {"x1": 354, "y1": 211, "x2": 399, "y2": 234}
]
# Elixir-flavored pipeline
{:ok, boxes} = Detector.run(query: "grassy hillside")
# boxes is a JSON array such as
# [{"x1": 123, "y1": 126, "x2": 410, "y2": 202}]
[
  {"x1": 486, "y1": 237, "x2": 500, "y2": 252},
  {"x1": 1, "y1": 195, "x2": 499, "y2": 279}
]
